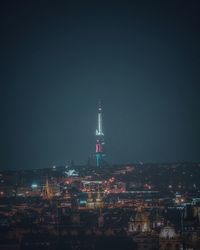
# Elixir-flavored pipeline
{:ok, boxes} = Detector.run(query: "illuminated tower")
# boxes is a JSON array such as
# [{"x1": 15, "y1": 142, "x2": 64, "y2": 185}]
[
  {"x1": 95, "y1": 101, "x2": 105, "y2": 167},
  {"x1": 86, "y1": 189, "x2": 95, "y2": 209},
  {"x1": 42, "y1": 177, "x2": 53, "y2": 200}
]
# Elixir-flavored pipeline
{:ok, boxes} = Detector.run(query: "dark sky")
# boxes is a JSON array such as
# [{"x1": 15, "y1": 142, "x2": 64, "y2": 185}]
[{"x1": 0, "y1": 0, "x2": 200, "y2": 169}]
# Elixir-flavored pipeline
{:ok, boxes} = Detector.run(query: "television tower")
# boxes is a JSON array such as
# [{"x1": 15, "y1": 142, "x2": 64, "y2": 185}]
[{"x1": 95, "y1": 101, "x2": 105, "y2": 167}]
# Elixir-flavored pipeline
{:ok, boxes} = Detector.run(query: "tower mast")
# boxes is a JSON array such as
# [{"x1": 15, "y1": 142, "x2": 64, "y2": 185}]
[{"x1": 95, "y1": 101, "x2": 105, "y2": 167}]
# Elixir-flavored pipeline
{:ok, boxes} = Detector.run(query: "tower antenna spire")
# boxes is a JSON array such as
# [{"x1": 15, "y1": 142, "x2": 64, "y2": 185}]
[{"x1": 98, "y1": 99, "x2": 101, "y2": 109}]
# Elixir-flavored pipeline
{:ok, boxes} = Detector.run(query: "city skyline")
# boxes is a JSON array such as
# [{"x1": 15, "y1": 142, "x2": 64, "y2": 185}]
[
  {"x1": 1, "y1": 2, "x2": 200, "y2": 249},
  {"x1": 0, "y1": 1, "x2": 200, "y2": 169}
]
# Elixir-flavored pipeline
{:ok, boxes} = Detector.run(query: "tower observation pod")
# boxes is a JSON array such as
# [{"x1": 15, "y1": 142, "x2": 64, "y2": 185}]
[{"x1": 95, "y1": 101, "x2": 105, "y2": 167}]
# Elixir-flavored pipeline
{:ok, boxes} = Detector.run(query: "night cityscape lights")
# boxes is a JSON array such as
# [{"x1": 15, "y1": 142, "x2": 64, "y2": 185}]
[{"x1": 1, "y1": 1, "x2": 200, "y2": 250}]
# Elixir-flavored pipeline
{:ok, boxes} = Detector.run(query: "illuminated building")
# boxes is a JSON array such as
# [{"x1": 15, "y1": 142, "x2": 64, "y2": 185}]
[
  {"x1": 193, "y1": 206, "x2": 200, "y2": 222},
  {"x1": 42, "y1": 177, "x2": 53, "y2": 200},
  {"x1": 86, "y1": 190, "x2": 95, "y2": 209},
  {"x1": 95, "y1": 187, "x2": 104, "y2": 209},
  {"x1": 182, "y1": 205, "x2": 200, "y2": 249},
  {"x1": 159, "y1": 226, "x2": 181, "y2": 250},
  {"x1": 86, "y1": 187, "x2": 104, "y2": 209},
  {"x1": 128, "y1": 207, "x2": 150, "y2": 233},
  {"x1": 95, "y1": 101, "x2": 105, "y2": 167}
]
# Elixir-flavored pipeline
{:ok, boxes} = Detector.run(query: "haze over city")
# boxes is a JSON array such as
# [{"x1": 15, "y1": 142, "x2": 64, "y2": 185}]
[{"x1": 1, "y1": 0, "x2": 200, "y2": 169}]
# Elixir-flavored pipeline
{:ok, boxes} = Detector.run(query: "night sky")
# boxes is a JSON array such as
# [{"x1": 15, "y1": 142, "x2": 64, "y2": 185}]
[{"x1": 0, "y1": 0, "x2": 200, "y2": 169}]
